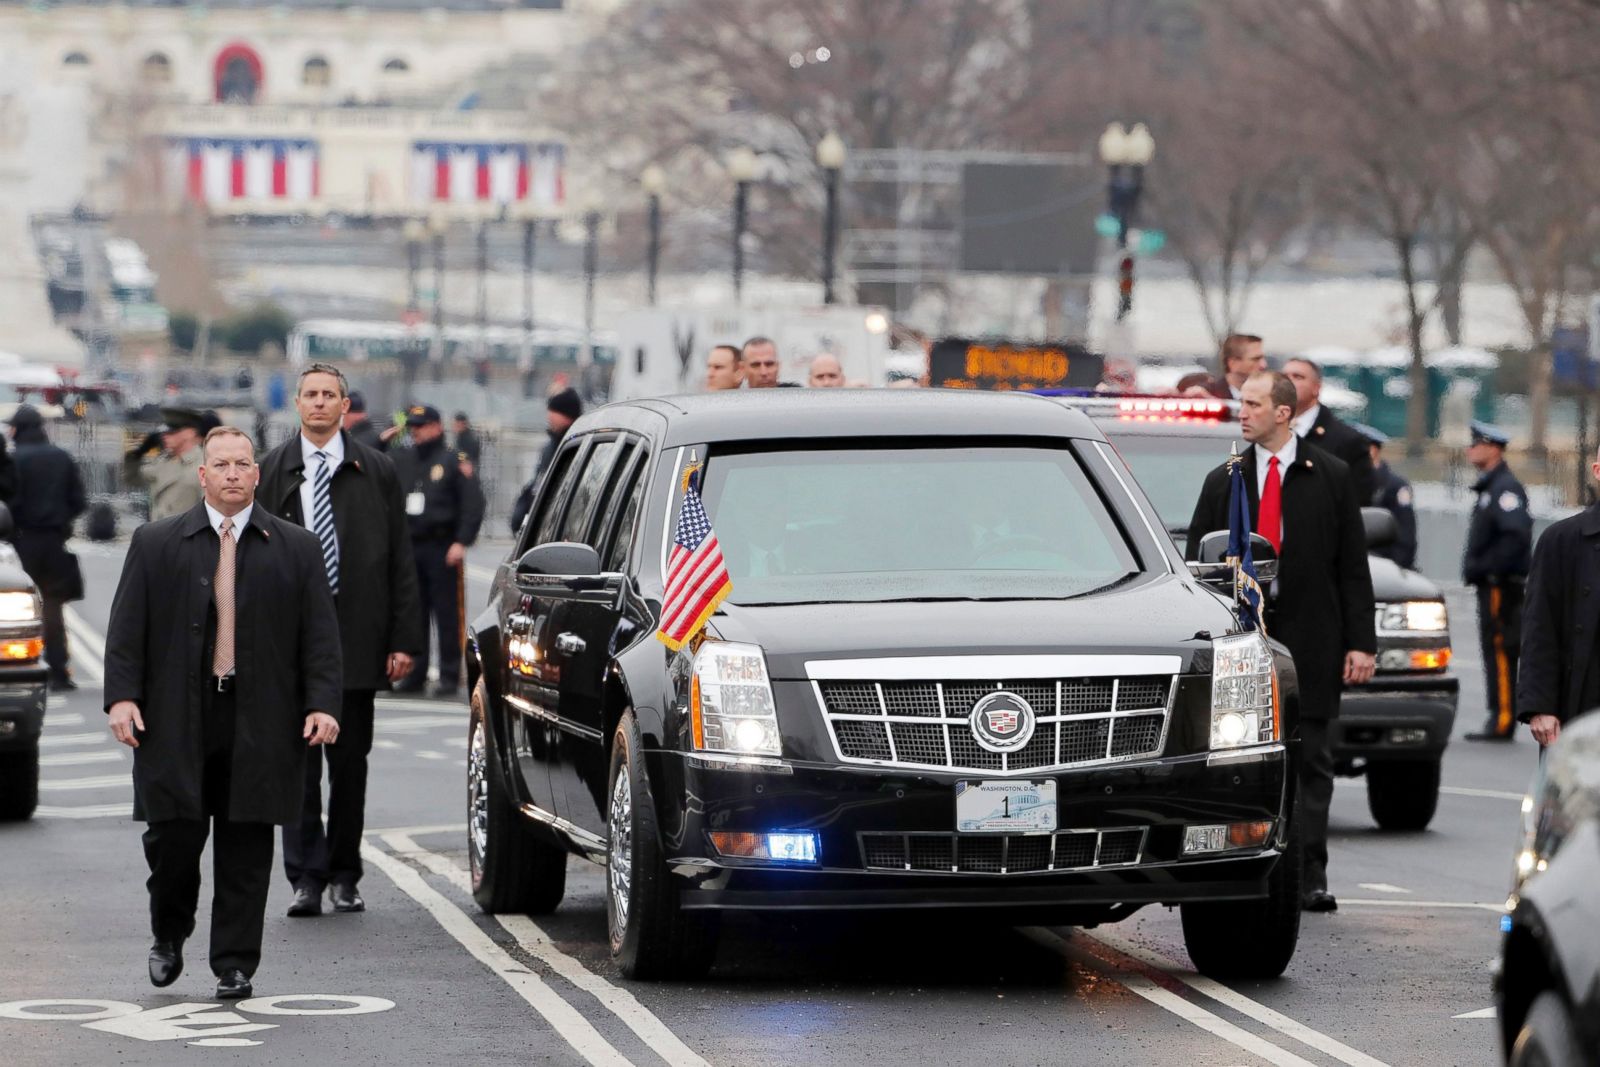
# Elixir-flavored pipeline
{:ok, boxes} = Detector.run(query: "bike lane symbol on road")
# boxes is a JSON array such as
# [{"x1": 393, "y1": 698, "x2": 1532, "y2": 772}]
[{"x1": 0, "y1": 995, "x2": 396, "y2": 1048}]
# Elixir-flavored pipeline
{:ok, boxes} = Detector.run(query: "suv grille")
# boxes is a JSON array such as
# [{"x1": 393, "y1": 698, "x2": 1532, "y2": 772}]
[
  {"x1": 818, "y1": 676, "x2": 1174, "y2": 773},
  {"x1": 860, "y1": 828, "x2": 1147, "y2": 874}
]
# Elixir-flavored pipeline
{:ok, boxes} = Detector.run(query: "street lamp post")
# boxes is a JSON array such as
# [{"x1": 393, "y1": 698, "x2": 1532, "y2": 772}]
[
  {"x1": 518, "y1": 205, "x2": 537, "y2": 396},
  {"x1": 474, "y1": 217, "x2": 489, "y2": 382},
  {"x1": 581, "y1": 197, "x2": 602, "y2": 390},
  {"x1": 403, "y1": 218, "x2": 425, "y2": 314},
  {"x1": 728, "y1": 146, "x2": 757, "y2": 304},
  {"x1": 1098, "y1": 122, "x2": 1155, "y2": 322},
  {"x1": 641, "y1": 163, "x2": 665, "y2": 306},
  {"x1": 427, "y1": 209, "x2": 448, "y2": 384},
  {"x1": 816, "y1": 131, "x2": 846, "y2": 305}
]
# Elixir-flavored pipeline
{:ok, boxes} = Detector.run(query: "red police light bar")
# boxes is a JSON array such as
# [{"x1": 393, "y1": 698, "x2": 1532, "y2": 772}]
[{"x1": 1116, "y1": 398, "x2": 1231, "y2": 422}]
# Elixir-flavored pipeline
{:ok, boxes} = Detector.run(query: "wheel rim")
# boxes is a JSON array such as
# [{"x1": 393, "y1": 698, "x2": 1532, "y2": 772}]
[
  {"x1": 608, "y1": 766, "x2": 633, "y2": 932},
  {"x1": 468, "y1": 720, "x2": 489, "y2": 882}
]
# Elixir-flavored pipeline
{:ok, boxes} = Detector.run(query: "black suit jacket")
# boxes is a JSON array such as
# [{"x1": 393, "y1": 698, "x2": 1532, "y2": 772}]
[
  {"x1": 1302, "y1": 406, "x2": 1374, "y2": 507},
  {"x1": 257, "y1": 431, "x2": 423, "y2": 690},
  {"x1": 105, "y1": 504, "x2": 343, "y2": 824},
  {"x1": 1187, "y1": 446, "x2": 1377, "y2": 720},
  {"x1": 1517, "y1": 504, "x2": 1600, "y2": 726}
]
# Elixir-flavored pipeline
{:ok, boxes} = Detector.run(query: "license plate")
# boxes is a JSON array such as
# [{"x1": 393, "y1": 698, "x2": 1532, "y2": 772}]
[{"x1": 955, "y1": 779, "x2": 1057, "y2": 833}]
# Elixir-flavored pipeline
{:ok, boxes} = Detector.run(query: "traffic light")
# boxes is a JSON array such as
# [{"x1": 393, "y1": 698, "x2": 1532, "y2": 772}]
[{"x1": 1117, "y1": 254, "x2": 1135, "y2": 321}]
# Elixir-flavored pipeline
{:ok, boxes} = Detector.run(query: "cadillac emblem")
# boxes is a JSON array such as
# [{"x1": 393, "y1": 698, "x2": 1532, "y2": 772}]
[{"x1": 969, "y1": 690, "x2": 1037, "y2": 753}]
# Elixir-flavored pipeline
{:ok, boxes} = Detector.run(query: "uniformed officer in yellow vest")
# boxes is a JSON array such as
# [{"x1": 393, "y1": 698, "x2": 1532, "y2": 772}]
[{"x1": 1461, "y1": 421, "x2": 1533, "y2": 741}]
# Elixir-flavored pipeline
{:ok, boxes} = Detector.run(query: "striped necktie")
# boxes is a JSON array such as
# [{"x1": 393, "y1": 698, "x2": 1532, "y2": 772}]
[
  {"x1": 313, "y1": 450, "x2": 339, "y2": 595},
  {"x1": 212, "y1": 518, "x2": 235, "y2": 677}
]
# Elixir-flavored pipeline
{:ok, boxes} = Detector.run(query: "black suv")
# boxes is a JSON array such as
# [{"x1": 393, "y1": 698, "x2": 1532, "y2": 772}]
[
  {"x1": 468, "y1": 390, "x2": 1302, "y2": 979},
  {"x1": 1067, "y1": 395, "x2": 1459, "y2": 831},
  {"x1": 0, "y1": 505, "x2": 51, "y2": 820}
]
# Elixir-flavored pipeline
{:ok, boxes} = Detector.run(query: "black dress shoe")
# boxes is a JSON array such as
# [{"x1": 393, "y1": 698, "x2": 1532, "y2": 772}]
[
  {"x1": 148, "y1": 940, "x2": 183, "y2": 987},
  {"x1": 330, "y1": 884, "x2": 365, "y2": 913},
  {"x1": 48, "y1": 674, "x2": 78, "y2": 692},
  {"x1": 1465, "y1": 730, "x2": 1514, "y2": 742},
  {"x1": 1303, "y1": 890, "x2": 1338, "y2": 912},
  {"x1": 215, "y1": 970, "x2": 252, "y2": 999},
  {"x1": 286, "y1": 885, "x2": 323, "y2": 917}
]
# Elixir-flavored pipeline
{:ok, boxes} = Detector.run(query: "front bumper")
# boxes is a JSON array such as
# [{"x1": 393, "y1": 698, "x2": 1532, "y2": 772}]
[
  {"x1": 0, "y1": 667, "x2": 48, "y2": 753},
  {"x1": 648, "y1": 744, "x2": 1288, "y2": 913},
  {"x1": 1333, "y1": 673, "x2": 1458, "y2": 765}
]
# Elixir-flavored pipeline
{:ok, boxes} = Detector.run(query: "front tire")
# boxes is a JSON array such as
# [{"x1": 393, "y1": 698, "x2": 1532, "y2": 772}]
[
  {"x1": 0, "y1": 747, "x2": 39, "y2": 820},
  {"x1": 468, "y1": 685, "x2": 566, "y2": 914},
  {"x1": 1180, "y1": 816, "x2": 1302, "y2": 979},
  {"x1": 1509, "y1": 991, "x2": 1585, "y2": 1067},
  {"x1": 1366, "y1": 759, "x2": 1441, "y2": 832},
  {"x1": 606, "y1": 710, "x2": 718, "y2": 980}
]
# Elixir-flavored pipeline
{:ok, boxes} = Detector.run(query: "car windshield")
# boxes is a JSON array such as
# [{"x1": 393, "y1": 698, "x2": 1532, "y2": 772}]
[
  {"x1": 1102, "y1": 432, "x2": 1230, "y2": 532},
  {"x1": 697, "y1": 444, "x2": 1139, "y2": 605}
]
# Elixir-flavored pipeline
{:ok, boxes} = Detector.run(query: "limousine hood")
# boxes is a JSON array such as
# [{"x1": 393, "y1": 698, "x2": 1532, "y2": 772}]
[{"x1": 706, "y1": 573, "x2": 1235, "y2": 680}]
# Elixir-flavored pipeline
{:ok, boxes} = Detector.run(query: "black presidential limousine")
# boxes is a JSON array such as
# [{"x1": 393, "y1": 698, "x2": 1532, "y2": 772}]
[{"x1": 465, "y1": 390, "x2": 1302, "y2": 979}]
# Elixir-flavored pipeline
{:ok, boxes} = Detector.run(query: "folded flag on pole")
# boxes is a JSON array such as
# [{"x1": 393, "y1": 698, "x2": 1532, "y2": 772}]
[
  {"x1": 656, "y1": 464, "x2": 733, "y2": 651},
  {"x1": 1226, "y1": 451, "x2": 1266, "y2": 635}
]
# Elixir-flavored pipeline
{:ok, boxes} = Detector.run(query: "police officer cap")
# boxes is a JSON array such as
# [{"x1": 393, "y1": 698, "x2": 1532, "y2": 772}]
[
  {"x1": 347, "y1": 390, "x2": 367, "y2": 414},
  {"x1": 1469, "y1": 420, "x2": 1510, "y2": 447},
  {"x1": 1350, "y1": 422, "x2": 1388, "y2": 446},
  {"x1": 5, "y1": 404, "x2": 43, "y2": 429},
  {"x1": 158, "y1": 406, "x2": 206, "y2": 434},
  {"x1": 405, "y1": 403, "x2": 442, "y2": 426}
]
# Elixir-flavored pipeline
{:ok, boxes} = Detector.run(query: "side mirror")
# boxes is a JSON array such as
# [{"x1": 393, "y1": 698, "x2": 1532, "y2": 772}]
[
  {"x1": 1361, "y1": 507, "x2": 1398, "y2": 550},
  {"x1": 516, "y1": 541, "x2": 601, "y2": 578},
  {"x1": 1187, "y1": 530, "x2": 1278, "y2": 588},
  {"x1": 0, "y1": 503, "x2": 13, "y2": 543}
]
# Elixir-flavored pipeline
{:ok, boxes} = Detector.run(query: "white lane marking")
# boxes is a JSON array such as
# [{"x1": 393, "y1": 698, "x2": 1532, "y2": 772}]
[
  {"x1": 46, "y1": 694, "x2": 66, "y2": 709},
  {"x1": 40, "y1": 731, "x2": 109, "y2": 748},
  {"x1": 444, "y1": 737, "x2": 468, "y2": 749},
  {"x1": 38, "y1": 750, "x2": 122, "y2": 767},
  {"x1": 62, "y1": 607, "x2": 106, "y2": 683},
  {"x1": 1440, "y1": 786, "x2": 1524, "y2": 802},
  {"x1": 359, "y1": 842, "x2": 633, "y2": 1067},
  {"x1": 35, "y1": 803, "x2": 133, "y2": 819},
  {"x1": 1021, "y1": 928, "x2": 1323, "y2": 1067},
  {"x1": 378, "y1": 715, "x2": 469, "y2": 732},
  {"x1": 382, "y1": 834, "x2": 711, "y2": 1067},
  {"x1": 366, "y1": 823, "x2": 467, "y2": 838},
  {"x1": 1340, "y1": 898, "x2": 1504, "y2": 913},
  {"x1": 1357, "y1": 883, "x2": 1412, "y2": 895},
  {"x1": 1083, "y1": 928, "x2": 1394, "y2": 1067},
  {"x1": 415, "y1": 751, "x2": 448, "y2": 761},
  {"x1": 373, "y1": 739, "x2": 402, "y2": 750},
  {"x1": 39, "y1": 773, "x2": 128, "y2": 791},
  {"x1": 46, "y1": 712, "x2": 87, "y2": 727},
  {"x1": 376, "y1": 699, "x2": 469, "y2": 715},
  {"x1": 1453, "y1": 1008, "x2": 1496, "y2": 1020},
  {"x1": 465, "y1": 564, "x2": 498, "y2": 584}
]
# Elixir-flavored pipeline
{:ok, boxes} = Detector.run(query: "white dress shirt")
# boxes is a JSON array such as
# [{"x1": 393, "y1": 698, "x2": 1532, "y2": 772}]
[
  {"x1": 1252, "y1": 434, "x2": 1297, "y2": 546},
  {"x1": 1291, "y1": 403, "x2": 1321, "y2": 440},
  {"x1": 204, "y1": 501, "x2": 253, "y2": 538},
  {"x1": 299, "y1": 432, "x2": 345, "y2": 528}
]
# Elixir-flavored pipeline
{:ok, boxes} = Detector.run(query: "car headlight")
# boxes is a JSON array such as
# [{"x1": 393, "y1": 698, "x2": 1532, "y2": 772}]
[
  {"x1": 690, "y1": 641, "x2": 781, "y2": 757},
  {"x1": 1376, "y1": 600, "x2": 1447, "y2": 633},
  {"x1": 0, "y1": 591, "x2": 40, "y2": 623},
  {"x1": 1210, "y1": 631, "x2": 1279, "y2": 749}
]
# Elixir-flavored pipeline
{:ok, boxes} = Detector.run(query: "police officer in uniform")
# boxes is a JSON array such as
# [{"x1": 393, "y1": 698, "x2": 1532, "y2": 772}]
[
  {"x1": 124, "y1": 407, "x2": 207, "y2": 522},
  {"x1": 1353, "y1": 423, "x2": 1417, "y2": 570},
  {"x1": 389, "y1": 405, "x2": 484, "y2": 697},
  {"x1": 1461, "y1": 421, "x2": 1533, "y2": 741}
]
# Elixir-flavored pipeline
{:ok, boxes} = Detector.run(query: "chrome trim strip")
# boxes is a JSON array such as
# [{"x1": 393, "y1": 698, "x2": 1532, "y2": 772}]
[
  {"x1": 504, "y1": 693, "x2": 605, "y2": 743},
  {"x1": 1094, "y1": 440, "x2": 1175, "y2": 574},
  {"x1": 518, "y1": 802, "x2": 608, "y2": 860},
  {"x1": 657, "y1": 446, "x2": 687, "y2": 579},
  {"x1": 805, "y1": 654, "x2": 1182, "y2": 680},
  {"x1": 1204, "y1": 742, "x2": 1287, "y2": 766}
]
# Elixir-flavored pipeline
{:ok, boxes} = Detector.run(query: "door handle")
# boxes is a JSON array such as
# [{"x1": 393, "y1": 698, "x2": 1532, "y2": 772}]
[{"x1": 555, "y1": 632, "x2": 586, "y2": 655}]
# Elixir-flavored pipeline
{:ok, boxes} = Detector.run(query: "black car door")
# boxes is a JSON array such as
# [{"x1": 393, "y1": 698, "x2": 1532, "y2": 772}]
[
  {"x1": 552, "y1": 439, "x2": 650, "y2": 837},
  {"x1": 502, "y1": 438, "x2": 584, "y2": 819}
]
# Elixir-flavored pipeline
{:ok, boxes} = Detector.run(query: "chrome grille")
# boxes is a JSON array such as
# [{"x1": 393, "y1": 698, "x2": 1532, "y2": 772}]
[
  {"x1": 818, "y1": 675, "x2": 1176, "y2": 773},
  {"x1": 860, "y1": 828, "x2": 1149, "y2": 874}
]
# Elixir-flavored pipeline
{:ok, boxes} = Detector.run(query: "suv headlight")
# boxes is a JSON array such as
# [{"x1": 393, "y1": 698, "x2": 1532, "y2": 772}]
[
  {"x1": 1376, "y1": 600, "x2": 1447, "y2": 633},
  {"x1": 1210, "y1": 632, "x2": 1279, "y2": 749},
  {"x1": 690, "y1": 641, "x2": 781, "y2": 757},
  {"x1": 0, "y1": 591, "x2": 40, "y2": 623}
]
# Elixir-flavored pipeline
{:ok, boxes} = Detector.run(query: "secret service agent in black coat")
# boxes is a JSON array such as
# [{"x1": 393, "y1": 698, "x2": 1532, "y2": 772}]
[
  {"x1": 1187, "y1": 446, "x2": 1378, "y2": 722},
  {"x1": 1301, "y1": 405, "x2": 1375, "y2": 510},
  {"x1": 104, "y1": 503, "x2": 344, "y2": 826},
  {"x1": 1517, "y1": 502, "x2": 1600, "y2": 731},
  {"x1": 256, "y1": 430, "x2": 424, "y2": 691},
  {"x1": 9, "y1": 409, "x2": 87, "y2": 686}
]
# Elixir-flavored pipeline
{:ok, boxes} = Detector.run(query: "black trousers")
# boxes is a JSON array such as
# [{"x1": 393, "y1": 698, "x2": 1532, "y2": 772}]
[
  {"x1": 407, "y1": 539, "x2": 461, "y2": 689},
  {"x1": 1476, "y1": 581, "x2": 1524, "y2": 737},
  {"x1": 283, "y1": 689, "x2": 375, "y2": 891},
  {"x1": 141, "y1": 686, "x2": 274, "y2": 977},
  {"x1": 1297, "y1": 718, "x2": 1335, "y2": 895},
  {"x1": 41, "y1": 597, "x2": 68, "y2": 680}
]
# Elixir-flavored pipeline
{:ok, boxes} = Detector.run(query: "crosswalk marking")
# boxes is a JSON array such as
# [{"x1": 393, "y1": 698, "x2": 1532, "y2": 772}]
[
  {"x1": 35, "y1": 803, "x2": 133, "y2": 819},
  {"x1": 39, "y1": 774, "x2": 128, "y2": 791},
  {"x1": 38, "y1": 750, "x2": 122, "y2": 767},
  {"x1": 40, "y1": 731, "x2": 109, "y2": 748}
]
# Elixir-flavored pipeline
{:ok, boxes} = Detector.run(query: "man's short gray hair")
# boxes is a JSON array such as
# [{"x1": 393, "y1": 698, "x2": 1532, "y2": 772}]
[{"x1": 297, "y1": 362, "x2": 349, "y2": 398}]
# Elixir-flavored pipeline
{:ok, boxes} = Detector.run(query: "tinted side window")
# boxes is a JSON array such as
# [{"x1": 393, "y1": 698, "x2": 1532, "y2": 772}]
[
  {"x1": 526, "y1": 444, "x2": 581, "y2": 551},
  {"x1": 603, "y1": 462, "x2": 647, "y2": 573},
  {"x1": 558, "y1": 439, "x2": 620, "y2": 544}
]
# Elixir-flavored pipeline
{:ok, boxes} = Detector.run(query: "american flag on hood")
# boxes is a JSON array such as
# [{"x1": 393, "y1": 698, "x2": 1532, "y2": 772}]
[{"x1": 656, "y1": 466, "x2": 732, "y2": 652}]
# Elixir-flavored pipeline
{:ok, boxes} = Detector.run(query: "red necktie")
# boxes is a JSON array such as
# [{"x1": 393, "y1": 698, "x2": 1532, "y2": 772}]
[{"x1": 1257, "y1": 455, "x2": 1282, "y2": 552}]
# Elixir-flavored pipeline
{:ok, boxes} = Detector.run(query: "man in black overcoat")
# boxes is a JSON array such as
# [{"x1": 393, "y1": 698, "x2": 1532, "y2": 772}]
[
  {"x1": 258, "y1": 363, "x2": 423, "y2": 916},
  {"x1": 7, "y1": 405, "x2": 87, "y2": 688},
  {"x1": 1188, "y1": 371, "x2": 1376, "y2": 913},
  {"x1": 105, "y1": 426, "x2": 342, "y2": 1000},
  {"x1": 1517, "y1": 446, "x2": 1600, "y2": 748},
  {"x1": 1283, "y1": 357, "x2": 1375, "y2": 507}
]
